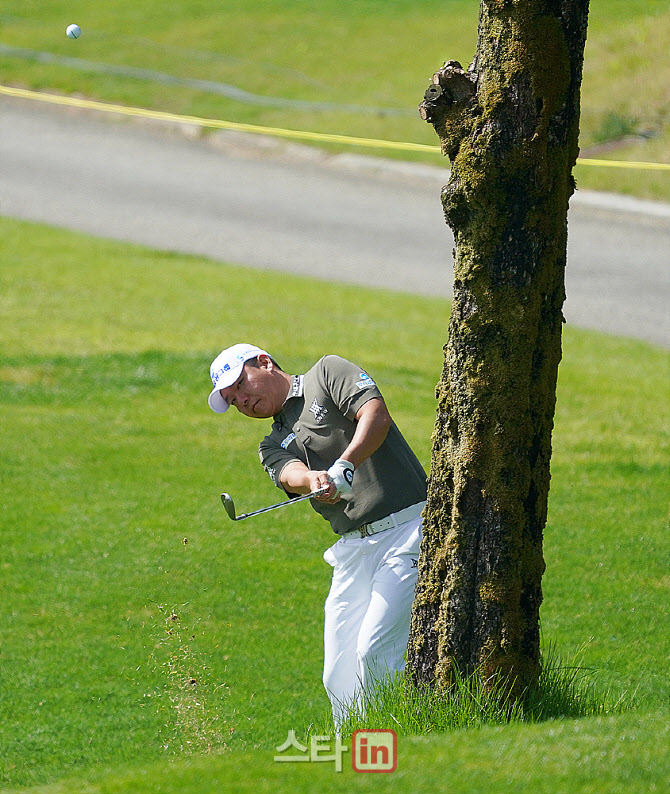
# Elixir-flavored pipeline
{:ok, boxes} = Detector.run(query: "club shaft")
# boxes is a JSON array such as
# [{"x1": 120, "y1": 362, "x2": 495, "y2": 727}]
[{"x1": 234, "y1": 487, "x2": 328, "y2": 520}]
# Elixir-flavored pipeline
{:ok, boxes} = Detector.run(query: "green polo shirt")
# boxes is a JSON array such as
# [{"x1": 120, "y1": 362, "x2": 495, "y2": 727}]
[{"x1": 258, "y1": 355, "x2": 427, "y2": 535}]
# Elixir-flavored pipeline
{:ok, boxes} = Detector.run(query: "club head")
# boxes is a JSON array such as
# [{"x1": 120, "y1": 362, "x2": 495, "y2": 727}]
[{"x1": 220, "y1": 493, "x2": 237, "y2": 520}]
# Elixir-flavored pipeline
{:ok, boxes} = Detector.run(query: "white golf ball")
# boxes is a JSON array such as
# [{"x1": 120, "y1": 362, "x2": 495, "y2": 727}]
[{"x1": 66, "y1": 24, "x2": 81, "y2": 40}]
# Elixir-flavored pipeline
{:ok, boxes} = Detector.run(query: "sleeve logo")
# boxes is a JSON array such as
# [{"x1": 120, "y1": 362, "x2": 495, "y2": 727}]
[
  {"x1": 357, "y1": 371, "x2": 376, "y2": 390},
  {"x1": 281, "y1": 432, "x2": 297, "y2": 449}
]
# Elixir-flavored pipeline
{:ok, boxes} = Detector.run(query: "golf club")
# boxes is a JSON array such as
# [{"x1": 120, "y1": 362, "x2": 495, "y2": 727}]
[{"x1": 220, "y1": 487, "x2": 329, "y2": 521}]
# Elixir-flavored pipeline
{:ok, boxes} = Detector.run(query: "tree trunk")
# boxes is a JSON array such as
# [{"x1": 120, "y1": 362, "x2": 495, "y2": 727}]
[{"x1": 407, "y1": 0, "x2": 590, "y2": 697}]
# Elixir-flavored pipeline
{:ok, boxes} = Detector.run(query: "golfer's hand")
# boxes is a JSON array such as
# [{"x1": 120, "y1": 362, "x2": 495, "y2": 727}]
[
  {"x1": 327, "y1": 459, "x2": 354, "y2": 498},
  {"x1": 305, "y1": 470, "x2": 339, "y2": 503},
  {"x1": 280, "y1": 463, "x2": 339, "y2": 502}
]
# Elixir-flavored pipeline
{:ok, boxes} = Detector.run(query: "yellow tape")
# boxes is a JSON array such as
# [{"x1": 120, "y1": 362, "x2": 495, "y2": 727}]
[
  {"x1": 575, "y1": 157, "x2": 670, "y2": 171},
  {"x1": 0, "y1": 84, "x2": 438, "y2": 153},
  {"x1": 2, "y1": 83, "x2": 669, "y2": 170}
]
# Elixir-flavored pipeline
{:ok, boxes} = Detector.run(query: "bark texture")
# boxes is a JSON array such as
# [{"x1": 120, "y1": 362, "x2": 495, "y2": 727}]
[{"x1": 407, "y1": 0, "x2": 590, "y2": 696}]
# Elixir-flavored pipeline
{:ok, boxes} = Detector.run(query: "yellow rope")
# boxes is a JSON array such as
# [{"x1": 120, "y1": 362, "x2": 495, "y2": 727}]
[{"x1": 2, "y1": 84, "x2": 669, "y2": 170}]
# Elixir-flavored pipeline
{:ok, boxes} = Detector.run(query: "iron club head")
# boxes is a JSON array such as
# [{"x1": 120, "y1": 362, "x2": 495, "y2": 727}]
[{"x1": 221, "y1": 493, "x2": 238, "y2": 520}]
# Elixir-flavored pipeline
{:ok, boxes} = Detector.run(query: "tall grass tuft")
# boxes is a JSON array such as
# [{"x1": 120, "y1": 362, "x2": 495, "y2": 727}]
[
  {"x1": 310, "y1": 644, "x2": 635, "y2": 739},
  {"x1": 523, "y1": 642, "x2": 637, "y2": 722}
]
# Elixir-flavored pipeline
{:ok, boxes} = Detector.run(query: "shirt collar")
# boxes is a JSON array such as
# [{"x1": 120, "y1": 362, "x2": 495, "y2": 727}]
[
  {"x1": 288, "y1": 374, "x2": 304, "y2": 400},
  {"x1": 274, "y1": 375, "x2": 304, "y2": 421},
  {"x1": 275, "y1": 375, "x2": 305, "y2": 419}
]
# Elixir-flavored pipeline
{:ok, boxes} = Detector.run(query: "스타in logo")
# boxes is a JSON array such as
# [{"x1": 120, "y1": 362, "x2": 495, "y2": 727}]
[{"x1": 351, "y1": 730, "x2": 397, "y2": 773}]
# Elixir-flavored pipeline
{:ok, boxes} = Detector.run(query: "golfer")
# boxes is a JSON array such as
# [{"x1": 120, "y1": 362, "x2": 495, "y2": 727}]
[{"x1": 208, "y1": 343, "x2": 427, "y2": 724}]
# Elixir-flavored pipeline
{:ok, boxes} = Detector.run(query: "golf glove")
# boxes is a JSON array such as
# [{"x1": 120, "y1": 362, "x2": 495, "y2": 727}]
[{"x1": 327, "y1": 459, "x2": 354, "y2": 497}]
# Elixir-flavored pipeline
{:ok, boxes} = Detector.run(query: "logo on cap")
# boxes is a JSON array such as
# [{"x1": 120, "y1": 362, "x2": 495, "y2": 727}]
[{"x1": 211, "y1": 366, "x2": 231, "y2": 386}]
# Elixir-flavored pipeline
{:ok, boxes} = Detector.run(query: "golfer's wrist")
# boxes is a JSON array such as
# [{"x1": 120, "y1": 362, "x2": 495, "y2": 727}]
[
  {"x1": 280, "y1": 463, "x2": 327, "y2": 494},
  {"x1": 336, "y1": 455, "x2": 355, "y2": 470},
  {"x1": 280, "y1": 462, "x2": 311, "y2": 493}
]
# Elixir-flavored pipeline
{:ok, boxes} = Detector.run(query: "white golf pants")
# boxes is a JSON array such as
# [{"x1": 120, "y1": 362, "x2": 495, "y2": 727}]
[{"x1": 322, "y1": 509, "x2": 423, "y2": 726}]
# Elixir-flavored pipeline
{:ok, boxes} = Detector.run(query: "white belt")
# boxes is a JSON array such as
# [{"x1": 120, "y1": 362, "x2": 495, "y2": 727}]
[{"x1": 341, "y1": 501, "x2": 425, "y2": 539}]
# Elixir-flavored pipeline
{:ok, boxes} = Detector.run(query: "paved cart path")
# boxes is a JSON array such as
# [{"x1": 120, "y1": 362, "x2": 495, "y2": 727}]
[{"x1": 1, "y1": 96, "x2": 668, "y2": 346}]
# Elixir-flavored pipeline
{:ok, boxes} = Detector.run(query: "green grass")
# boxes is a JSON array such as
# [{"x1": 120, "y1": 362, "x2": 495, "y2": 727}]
[
  {"x1": 0, "y1": 215, "x2": 668, "y2": 791},
  {"x1": 3, "y1": 714, "x2": 668, "y2": 793},
  {"x1": 0, "y1": 1, "x2": 668, "y2": 200}
]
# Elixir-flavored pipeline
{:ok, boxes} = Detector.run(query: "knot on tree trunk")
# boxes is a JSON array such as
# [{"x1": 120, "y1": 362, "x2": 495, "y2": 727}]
[{"x1": 419, "y1": 61, "x2": 478, "y2": 160}]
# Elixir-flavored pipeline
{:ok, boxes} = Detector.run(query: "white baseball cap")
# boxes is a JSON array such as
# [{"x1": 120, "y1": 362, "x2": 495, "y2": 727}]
[{"x1": 208, "y1": 343, "x2": 270, "y2": 413}]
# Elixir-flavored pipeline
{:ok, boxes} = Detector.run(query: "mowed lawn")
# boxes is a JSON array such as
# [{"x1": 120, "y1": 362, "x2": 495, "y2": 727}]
[{"x1": 0, "y1": 216, "x2": 667, "y2": 792}]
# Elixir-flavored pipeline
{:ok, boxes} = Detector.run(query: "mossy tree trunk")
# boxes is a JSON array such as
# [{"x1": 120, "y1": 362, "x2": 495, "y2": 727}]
[{"x1": 407, "y1": 0, "x2": 590, "y2": 697}]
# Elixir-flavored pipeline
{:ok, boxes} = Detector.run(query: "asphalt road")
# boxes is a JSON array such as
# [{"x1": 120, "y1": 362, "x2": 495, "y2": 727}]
[{"x1": 1, "y1": 96, "x2": 668, "y2": 346}]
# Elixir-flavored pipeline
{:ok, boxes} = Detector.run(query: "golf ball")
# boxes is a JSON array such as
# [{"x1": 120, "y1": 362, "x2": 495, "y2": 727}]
[{"x1": 66, "y1": 24, "x2": 81, "y2": 39}]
